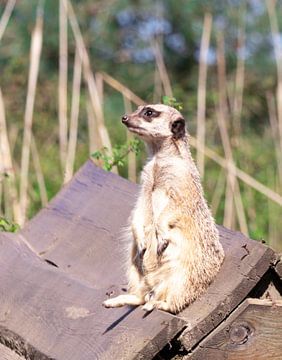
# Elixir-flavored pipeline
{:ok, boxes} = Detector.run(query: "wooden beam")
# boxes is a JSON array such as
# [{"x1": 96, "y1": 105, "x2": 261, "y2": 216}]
[{"x1": 188, "y1": 299, "x2": 282, "y2": 360}]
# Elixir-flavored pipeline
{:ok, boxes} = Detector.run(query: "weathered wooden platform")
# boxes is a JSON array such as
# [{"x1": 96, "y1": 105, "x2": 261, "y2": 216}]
[{"x1": 0, "y1": 160, "x2": 281, "y2": 359}]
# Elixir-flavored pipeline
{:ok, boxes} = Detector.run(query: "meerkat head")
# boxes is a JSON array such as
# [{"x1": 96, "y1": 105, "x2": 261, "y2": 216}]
[{"x1": 121, "y1": 104, "x2": 186, "y2": 142}]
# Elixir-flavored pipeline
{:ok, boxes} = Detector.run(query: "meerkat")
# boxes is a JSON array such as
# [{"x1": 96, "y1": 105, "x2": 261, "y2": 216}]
[{"x1": 103, "y1": 104, "x2": 224, "y2": 314}]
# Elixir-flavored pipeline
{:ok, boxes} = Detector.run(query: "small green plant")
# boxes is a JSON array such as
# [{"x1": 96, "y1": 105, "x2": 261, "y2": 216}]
[
  {"x1": 0, "y1": 217, "x2": 20, "y2": 233},
  {"x1": 92, "y1": 138, "x2": 141, "y2": 171},
  {"x1": 162, "y1": 96, "x2": 183, "y2": 111}
]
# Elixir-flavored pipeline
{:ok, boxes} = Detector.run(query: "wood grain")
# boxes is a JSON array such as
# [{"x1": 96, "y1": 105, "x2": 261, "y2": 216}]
[
  {"x1": 0, "y1": 344, "x2": 25, "y2": 360},
  {"x1": 188, "y1": 299, "x2": 282, "y2": 360}
]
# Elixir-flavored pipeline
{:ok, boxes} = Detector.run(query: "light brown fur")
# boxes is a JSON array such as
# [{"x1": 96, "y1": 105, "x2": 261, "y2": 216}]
[{"x1": 103, "y1": 104, "x2": 224, "y2": 313}]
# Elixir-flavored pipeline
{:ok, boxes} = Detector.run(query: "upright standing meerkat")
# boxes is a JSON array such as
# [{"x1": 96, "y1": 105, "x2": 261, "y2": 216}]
[{"x1": 103, "y1": 104, "x2": 224, "y2": 313}]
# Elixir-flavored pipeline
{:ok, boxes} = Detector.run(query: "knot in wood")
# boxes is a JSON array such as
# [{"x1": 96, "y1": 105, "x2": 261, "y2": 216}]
[{"x1": 229, "y1": 322, "x2": 252, "y2": 345}]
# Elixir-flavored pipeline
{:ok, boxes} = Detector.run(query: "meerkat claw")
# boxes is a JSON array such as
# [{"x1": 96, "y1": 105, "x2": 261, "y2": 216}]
[
  {"x1": 142, "y1": 302, "x2": 155, "y2": 312},
  {"x1": 138, "y1": 247, "x2": 146, "y2": 259},
  {"x1": 157, "y1": 239, "x2": 169, "y2": 256}
]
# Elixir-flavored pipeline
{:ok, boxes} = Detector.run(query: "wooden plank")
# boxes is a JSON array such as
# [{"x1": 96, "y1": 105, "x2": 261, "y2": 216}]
[
  {"x1": 188, "y1": 299, "x2": 282, "y2": 360},
  {"x1": 0, "y1": 232, "x2": 185, "y2": 359},
  {"x1": 178, "y1": 227, "x2": 275, "y2": 351},
  {"x1": 20, "y1": 160, "x2": 276, "y2": 353},
  {"x1": 21, "y1": 160, "x2": 137, "y2": 287},
  {"x1": 0, "y1": 344, "x2": 25, "y2": 360}
]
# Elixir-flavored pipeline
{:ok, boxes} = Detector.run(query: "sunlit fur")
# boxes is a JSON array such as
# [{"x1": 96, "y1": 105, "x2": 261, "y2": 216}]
[{"x1": 103, "y1": 104, "x2": 225, "y2": 313}]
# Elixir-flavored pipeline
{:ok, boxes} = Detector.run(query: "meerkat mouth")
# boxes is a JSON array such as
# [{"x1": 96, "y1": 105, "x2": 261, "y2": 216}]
[{"x1": 127, "y1": 125, "x2": 147, "y2": 136}]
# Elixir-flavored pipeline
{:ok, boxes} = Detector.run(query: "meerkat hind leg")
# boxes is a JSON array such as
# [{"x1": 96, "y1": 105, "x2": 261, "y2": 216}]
[{"x1": 103, "y1": 294, "x2": 145, "y2": 308}]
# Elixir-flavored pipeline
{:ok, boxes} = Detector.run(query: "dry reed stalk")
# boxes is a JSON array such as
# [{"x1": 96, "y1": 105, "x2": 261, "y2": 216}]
[
  {"x1": 19, "y1": 1, "x2": 44, "y2": 225},
  {"x1": 0, "y1": 161, "x2": 2, "y2": 214},
  {"x1": 64, "y1": 46, "x2": 82, "y2": 183},
  {"x1": 31, "y1": 135, "x2": 48, "y2": 206},
  {"x1": 8, "y1": 124, "x2": 18, "y2": 155},
  {"x1": 189, "y1": 136, "x2": 282, "y2": 206},
  {"x1": 266, "y1": 92, "x2": 282, "y2": 190},
  {"x1": 266, "y1": 0, "x2": 282, "y2": 161},
  {"x1": 0, "y1": 0, "x2": 16, "y2": 42},
  {"x1": 123, "y1": 95, "x2": 136, "y2": 182},
  {"x1": 153, "y1": 64, "x2": 162, "y2": 103},
  {"x1": 216, "y1": 33, "x2": 236, "y2": 229},
  {"x1": 0, "y1": 132, "x2": 3, "y2": 214},
  {"x1": 0, "y1": 87, "x2": 20, "y2": 222},
  {"x1": 58, "y1": 0, "x2": 68, "y2": 169},
  {"x1": 86, "y1": 99, "x2": 101, "y2": 155},
  {"x1": 196, "y1": 12, "x2": 212, "y2": 177},
  {"x1": 267, "y1": 168, "x2": 275, "y2": 249},
  {"x1": 3, "y1": 179, "x2": 12, "y2": 218},
  {"x1": 211, "y1": 168, "x2": 226, "y2": 217},
  {"x1": 217, "y1": 105, "x2": 249, "y2": 235},
  {"x1": 100, "y1": 72, "x2": 145, "y2": 106},
  {"x1": 232, "y1": 4, "x2": 246, "y2": 138},
  {"x1": 95, "y1": 72, "x2": 104, "y2": 105},
  {"x1": 266, "y1": 91, "x2": 282, "y2": 186},
  {"x1": 63, "y1": 0, "x2": 116, "y2": 172},
  {"x1": 152, "y1": 39, "x2": 173, "y2": 97},
  {"x1": 216, "y1": 33, "x2": 248, "y2": 234}
]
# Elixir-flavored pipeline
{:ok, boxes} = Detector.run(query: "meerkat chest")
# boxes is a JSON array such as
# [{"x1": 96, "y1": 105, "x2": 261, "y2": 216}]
[{"x1": 141, "y1": 158, "x2": 181, "y2": 217}]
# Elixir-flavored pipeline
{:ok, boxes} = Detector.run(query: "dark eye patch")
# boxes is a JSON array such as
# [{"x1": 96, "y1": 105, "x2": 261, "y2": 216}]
[{"x1": 140, "y1": 107, "x2": 161, "y2": 121}]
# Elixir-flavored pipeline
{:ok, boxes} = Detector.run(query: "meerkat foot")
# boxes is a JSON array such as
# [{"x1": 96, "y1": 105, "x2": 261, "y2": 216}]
[
  {"x1": 157, "y1": 238, "x2": 169, "y2": 256},
  {"x1": 103, "y1": 294, "x2": 145, "y2": 308},
  {"x1": 142, "y1": 300, "x2": 170, "y2": 312}
]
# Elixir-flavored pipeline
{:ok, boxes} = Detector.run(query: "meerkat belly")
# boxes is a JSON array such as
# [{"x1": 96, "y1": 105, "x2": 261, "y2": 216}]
[{"x1": 151, "y1": 188, "x2": 169, "y2": 222}]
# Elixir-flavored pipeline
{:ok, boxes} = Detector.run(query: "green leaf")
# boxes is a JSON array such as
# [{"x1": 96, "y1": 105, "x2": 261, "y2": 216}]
[{"x1": 0, "y1": 217, "x2": 20, "y2": 233}]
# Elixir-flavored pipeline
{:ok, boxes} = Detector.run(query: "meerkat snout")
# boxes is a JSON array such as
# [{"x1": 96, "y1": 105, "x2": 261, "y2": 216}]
[{"x1": 121, "y1": 114, "x2": 129, "y2": 124}]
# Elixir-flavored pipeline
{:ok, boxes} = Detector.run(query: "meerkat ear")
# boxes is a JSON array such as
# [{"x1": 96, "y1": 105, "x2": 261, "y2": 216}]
[{"x1": 171, "y1": 118, "x2": 185, "y2": 139}]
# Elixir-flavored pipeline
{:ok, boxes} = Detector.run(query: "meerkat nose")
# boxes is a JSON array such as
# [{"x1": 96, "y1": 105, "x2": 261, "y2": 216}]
[{"x1": 122, "y1": 114, "x2": 129, "y2": 123}]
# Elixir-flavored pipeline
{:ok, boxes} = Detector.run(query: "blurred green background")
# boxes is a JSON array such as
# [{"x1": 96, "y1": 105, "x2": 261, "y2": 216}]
[{"x1": 0, "y1": 0, "x2": 281, "y2": 250}]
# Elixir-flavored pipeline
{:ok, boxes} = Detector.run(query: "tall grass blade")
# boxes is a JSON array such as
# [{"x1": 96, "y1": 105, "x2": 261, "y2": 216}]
[
  {"x1": 0, "y1": 0, "x2": 16, "y2": 42},
  {"x1": 0, "y1": 87, "x2": 20, "y2": 222},
  {"x1": 63, "y1": 0, "x2": 116, "y2": 171},
  {"x1": 266, "y1": 0, "x2": 282, "y2": 164},
  {"x1": 31, "y1": 134, "x2": 48, "y2": 206},
  {"x1": 58, "y1": 0, "x2": 68, "y2": 169},
  {"x1": 266, "y1": 91, "x2": 282, "y2": 187},
  {"x1": 196, "y1": 12, "x2": 212, "y2": 177},
  {"x1": 100, "y1": 72, "x2": 145, "y2": 106},
  {"x1": 64, "y1": 45, "x2": 82, "y2": 183},
  {"x1": 123, "y1": 96, "x2": 136, "y2": 182},
  {"x1": 152, "y1": 39, "x2": 173, "y2": 97},
  {"x1": 232, "y1": 3, "x2": 246, "y2": 139},
  {"x1": 19, "y1": 1, "x2": 44, "y2": 225}
]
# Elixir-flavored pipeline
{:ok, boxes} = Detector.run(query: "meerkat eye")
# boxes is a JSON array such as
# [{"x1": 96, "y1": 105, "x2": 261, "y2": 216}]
[{"x1": 144, "y1": 109, "x2": 153, "y2": 117}]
